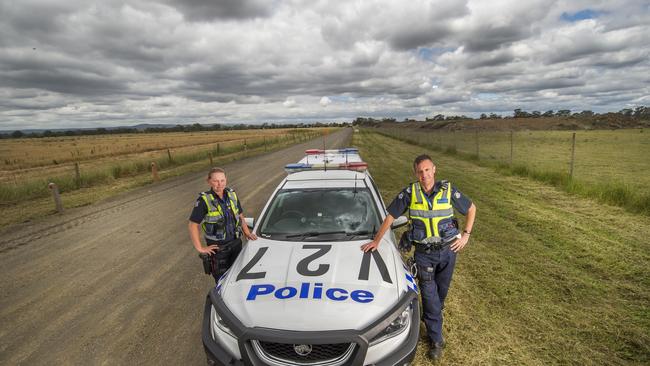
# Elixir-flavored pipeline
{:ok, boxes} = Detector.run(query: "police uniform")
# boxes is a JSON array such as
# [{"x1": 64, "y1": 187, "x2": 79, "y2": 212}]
[
  {"x1": 189, "y1": 187, "x2": 244, "y2": 282},
  {"x1": 387, "y1": 180, "x2": 472, "y2": 346}
]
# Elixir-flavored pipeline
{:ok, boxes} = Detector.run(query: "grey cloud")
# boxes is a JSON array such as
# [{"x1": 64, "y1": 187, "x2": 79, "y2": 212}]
[
  {"x1": 463, "y1": 24, "x2": 531, "y2": 52},
  {"x1": 165, "y1": 0, "x2": 274, "y2": 21}
]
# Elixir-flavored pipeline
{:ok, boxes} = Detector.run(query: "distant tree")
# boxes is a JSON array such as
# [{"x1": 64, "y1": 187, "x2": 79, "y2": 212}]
[
  {"x1": 42, "y1": 130, "x2": 53, "y2": 137},
  {"x1": 11, "y1": 130, "x2": 24, "y2": 138},
  {"x1": 433, "y1": 114, "x2": 445, "y2": 121},
  {"x1": 580, "y1": 110, "x2": 594, "y2": 117},
  {"x1": 556, "y1": 109, "x2": 571, "y2": 117},
  {"x1": 542, "y1": 110, "x2": 554, "y2": 117},
  {"x1": 634, "y1": 106, "x2": 649, "y2": 118},
  {"x1": 532, "y1": 111, "x2": 541, "y2": 118},
  {"x1": 479, "y1": 113, "x2": 487, "y2": 119},
  {"x1": 619, "y1": 108, "x2": 633, "y2": 117},
  {"x1": 489, "y1": 113, "x2": 502, "y2": 119}
]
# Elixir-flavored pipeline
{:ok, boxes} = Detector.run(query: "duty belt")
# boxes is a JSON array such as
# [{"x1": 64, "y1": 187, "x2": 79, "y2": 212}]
[{"x1": 414, "y1": 236, "x2": 455, "y2": 253}]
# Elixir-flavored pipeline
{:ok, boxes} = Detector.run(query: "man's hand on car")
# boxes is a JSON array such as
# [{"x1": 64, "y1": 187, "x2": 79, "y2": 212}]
[{"x1": 361, "y1": 239, "x2": 380, "y2": 252}]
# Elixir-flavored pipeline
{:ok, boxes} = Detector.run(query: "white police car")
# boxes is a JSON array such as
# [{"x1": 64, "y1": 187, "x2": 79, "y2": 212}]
[{"x1": 202, "y1": 148, "x2": 419, "y2": 366}]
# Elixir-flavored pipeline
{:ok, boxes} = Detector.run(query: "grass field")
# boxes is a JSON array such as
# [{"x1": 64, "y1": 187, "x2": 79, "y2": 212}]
[
  {"x1": 0, "y1": 128, "x2": 327, "y2": 228},
  {"x1": 353, "y1": 130, "x2": 649, "y2": 365},
  {"x1": 376, "y1": 127, "x2": 650, "y2": 215}
]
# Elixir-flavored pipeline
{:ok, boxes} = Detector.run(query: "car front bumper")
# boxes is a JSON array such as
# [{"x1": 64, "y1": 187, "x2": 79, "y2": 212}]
[{"x1": 202, "y1": 288, "x2": 420, "y2": 366}]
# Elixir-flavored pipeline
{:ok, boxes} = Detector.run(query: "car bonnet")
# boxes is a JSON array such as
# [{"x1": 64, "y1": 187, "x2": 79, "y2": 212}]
[{"x1": 217, "y1": 238, "x2": 405, "y2": 331}]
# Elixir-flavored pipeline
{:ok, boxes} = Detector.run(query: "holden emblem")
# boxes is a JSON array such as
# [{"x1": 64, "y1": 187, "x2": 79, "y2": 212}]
[{"x1": 294, "y1": 344, "x2": 313, "y2": 356}]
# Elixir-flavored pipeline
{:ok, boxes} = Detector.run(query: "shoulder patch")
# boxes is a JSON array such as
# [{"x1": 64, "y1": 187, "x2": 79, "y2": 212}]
[
  {"x1": 454, "y1": 191, "x2": 461, "y2": 199},
  {"x1": 398, "y1": 192, "x2": 404, "y2": 199}
]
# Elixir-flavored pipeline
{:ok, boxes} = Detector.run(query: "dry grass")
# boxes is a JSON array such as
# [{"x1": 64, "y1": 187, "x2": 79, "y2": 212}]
[{"x1": 0, "y1": 129, "x2": 309, "y2": 183}]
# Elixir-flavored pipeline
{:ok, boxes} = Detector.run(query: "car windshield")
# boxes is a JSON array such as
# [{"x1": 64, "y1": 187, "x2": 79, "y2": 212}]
[{"x1": 258, "y1": 188, "x2": 381, "y2": 241}]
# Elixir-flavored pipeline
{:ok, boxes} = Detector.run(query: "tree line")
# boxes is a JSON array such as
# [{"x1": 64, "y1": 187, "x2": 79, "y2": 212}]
[
  {"x1": 353, "y1": 106, "x2": 649, "y2": 125},
  {"x1": 2, "y1": 121, "x2": 350, "y2": 139}
]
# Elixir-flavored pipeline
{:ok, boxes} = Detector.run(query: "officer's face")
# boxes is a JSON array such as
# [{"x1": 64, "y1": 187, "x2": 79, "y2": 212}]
[
  {"x1": 207, "y1": 172, "x2": 227, "y2": 194},
  {"x1": 415, "y1": 160, "x2": 436, "y2": 188}
]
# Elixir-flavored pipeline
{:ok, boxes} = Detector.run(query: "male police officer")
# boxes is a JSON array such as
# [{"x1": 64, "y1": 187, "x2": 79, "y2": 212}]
[
  {"x1": 361, "y1": 154, "x2": 476, "y2": 361},
  {"x1": 189, "y1": 167, "x2": 257, "y2": 283}
]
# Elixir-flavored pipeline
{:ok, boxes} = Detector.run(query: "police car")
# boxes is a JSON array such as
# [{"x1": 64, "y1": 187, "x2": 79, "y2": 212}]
[{"x1": 202, "y1": 148, "x2": 420, "y2": 366}]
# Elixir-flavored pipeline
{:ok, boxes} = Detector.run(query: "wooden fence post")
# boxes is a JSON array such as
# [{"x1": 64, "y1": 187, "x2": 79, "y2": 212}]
[
  {"x1": 167, "y1": 149, "x2": 172, "y2": 163},
  {"x1": 510, "y1": 131, "x2": 514, "y2": 166},
  {"x1": 48, "y1": 183, "x2": 64, "y2": 213},
  {"x1": 216, "y1": 143, "x2": 220, "y2": 155},
  {"x1": 74, "y1": 162, "x2": 81, "y2": 187},
  {"x1": 151, "y1": 162, "x2": 159, "y2": 181},
  {"x1": 264, "y1": 137, "x2": 267, "y2": 151},
  {"x1": 208, "y1": 152, "x2": 213, "y2": 165},
  {"x1": 569, "y1": 132, "x2": 576, "y2": 179}
]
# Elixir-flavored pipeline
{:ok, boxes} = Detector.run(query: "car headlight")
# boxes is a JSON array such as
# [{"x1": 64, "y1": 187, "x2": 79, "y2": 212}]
[
  {"x1": 369, "y1": 304, "x2": 412, "y2": 346},
  {"x1": 211, "y1": 306, "x2": 236, "y2": 339}
]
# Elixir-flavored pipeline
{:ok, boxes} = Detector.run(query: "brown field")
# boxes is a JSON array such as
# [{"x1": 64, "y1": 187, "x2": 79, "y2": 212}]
[{"x1": 0, "y1": 128, "x2": 310, "y2": 184}]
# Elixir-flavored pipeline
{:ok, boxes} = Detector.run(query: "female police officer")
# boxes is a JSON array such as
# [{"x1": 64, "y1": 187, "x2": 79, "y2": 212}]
[
  {"x1": 361, "y1": 154, "x2": 476, "y2": 361},
  {"x1": 188, "y1": 167, "x2": 257, "y2": 282}
]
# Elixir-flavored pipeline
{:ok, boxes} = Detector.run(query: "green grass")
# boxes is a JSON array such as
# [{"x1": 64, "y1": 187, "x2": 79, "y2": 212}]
[
  {"x1": 353, "y1": 130, "x2": 650, "y2": 365},
  {"x1": 374, "y1": 128, "x2": 650, "y2": 215}
]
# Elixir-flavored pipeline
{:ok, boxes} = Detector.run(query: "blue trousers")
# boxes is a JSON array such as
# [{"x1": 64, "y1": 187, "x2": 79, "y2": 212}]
[{"x1": 415, "y1": 247, "x2": 456, "y2": 344}]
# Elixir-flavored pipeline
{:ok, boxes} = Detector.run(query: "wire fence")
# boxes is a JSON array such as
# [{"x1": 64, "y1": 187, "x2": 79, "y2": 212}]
[{"x1": 373, "y1": 127, "x2": 650, "y2": 214}]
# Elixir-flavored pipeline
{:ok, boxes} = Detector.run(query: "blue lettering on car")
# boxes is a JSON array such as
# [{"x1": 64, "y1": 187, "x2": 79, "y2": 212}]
[{"x1": 246, "y1": 282, "x2": 374, "y2": 303}]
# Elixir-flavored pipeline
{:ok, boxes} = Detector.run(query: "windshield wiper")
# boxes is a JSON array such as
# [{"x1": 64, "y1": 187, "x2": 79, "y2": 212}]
[
  {"x1": 285, "y1": 231, "x2": 347, "y2": 239},
  {"x1": 344, "y1": 230, "x2": 374, "y2": 239}
]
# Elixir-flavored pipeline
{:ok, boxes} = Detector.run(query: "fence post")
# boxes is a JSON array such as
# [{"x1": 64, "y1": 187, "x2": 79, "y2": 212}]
[
  {"x1": 569, "y1": 132, "x2": 576, "y2": 179},
  {"x1": 216, "y1": 143, "x2": 220, "y2": 155},
  {"x1": 167, "y1": 149, "x2": 172, "y2": 163},
  {"x1": 510, "y1": 131, "x2": 514, "y2": 166},
  {"x1": 48, "y1": 183, "x2": 64, "y2": 213},
  {"x1": 208, "y1": 152, "x2": 213, "y2": 165},
  {"x1": 264, "y1": 137, "x2": 267, "y2": 151},
  {"x1": 151, "y1": 162, "x2": 159, "y2": 181},
  {"x1": 74, "y1": 162, "x2": 81, "y2": 187}
]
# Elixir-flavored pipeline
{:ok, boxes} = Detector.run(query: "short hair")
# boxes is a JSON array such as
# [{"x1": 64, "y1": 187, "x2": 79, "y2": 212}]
[
  {"x1": 413, "y1": 154, "x2": 434, "y2": 171},
  {"x1": 207, "y1": 167, "x2": 226, "y2": 179}
]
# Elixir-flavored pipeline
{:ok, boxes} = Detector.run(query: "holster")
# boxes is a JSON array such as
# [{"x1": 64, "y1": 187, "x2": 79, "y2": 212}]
[{"x1": 199, "y1": 253, "x2": 211, "y2": 274}]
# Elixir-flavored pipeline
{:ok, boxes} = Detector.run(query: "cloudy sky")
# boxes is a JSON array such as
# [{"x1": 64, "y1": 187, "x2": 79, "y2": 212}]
[{"x1": 1, "y1": 0, "x2": 649, "y2": 129}]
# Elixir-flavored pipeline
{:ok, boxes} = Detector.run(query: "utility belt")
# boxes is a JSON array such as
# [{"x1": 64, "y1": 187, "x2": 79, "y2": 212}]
[
  {"x1": 414, "y1": 235, "x2": 459, "y2": 253},
  {"x1": 199, "y1": 238, "x2": 243, "y2": 276}
]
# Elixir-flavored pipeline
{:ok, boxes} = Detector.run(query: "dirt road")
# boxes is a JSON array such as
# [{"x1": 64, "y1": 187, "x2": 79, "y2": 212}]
[{"x1": 0, "y1": 128, "x2": 352, "y2": 365}]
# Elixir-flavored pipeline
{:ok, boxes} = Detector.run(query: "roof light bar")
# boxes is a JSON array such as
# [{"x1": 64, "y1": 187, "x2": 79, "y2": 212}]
[
  {"x1": 305, "y1": 148, "x2": 359, "y2": 155},
  {"x1": 284, "y1": 162, "x2": 368, "y2": 173}
]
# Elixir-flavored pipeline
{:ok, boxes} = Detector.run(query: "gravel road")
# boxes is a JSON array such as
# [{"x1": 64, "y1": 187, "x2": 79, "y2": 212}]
[{"x1": 0, "y1": 128, "x2": 352, "y2": 365}]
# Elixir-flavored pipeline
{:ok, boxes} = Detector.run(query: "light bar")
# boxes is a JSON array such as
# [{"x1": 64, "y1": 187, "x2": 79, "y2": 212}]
[
  {"x1": 305, "y1": 148, "x2": 359, "y2": 155},
  {"x1": 285, "y1": 162, "x2": 368, "y2": 173}
]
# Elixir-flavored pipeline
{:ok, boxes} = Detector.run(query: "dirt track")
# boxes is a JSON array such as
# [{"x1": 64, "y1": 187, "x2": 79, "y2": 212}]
[{"x1": 0, "y1": 128, "x2": 352, "y2": 365}]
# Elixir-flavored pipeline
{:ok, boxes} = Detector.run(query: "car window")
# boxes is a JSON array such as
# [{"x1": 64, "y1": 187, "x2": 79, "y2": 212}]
[{"x1": 258, "y1": 188, "x2": 381, "y2": 241}]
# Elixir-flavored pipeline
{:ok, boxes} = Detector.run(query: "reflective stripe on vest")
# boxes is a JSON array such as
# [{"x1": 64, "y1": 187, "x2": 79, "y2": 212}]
[
  {"x1": 201, "y1": 189, "x2": 240, "y2": 241},
  {"x1": 408, "y1": 182, "x2": 454, "y2": 239}
]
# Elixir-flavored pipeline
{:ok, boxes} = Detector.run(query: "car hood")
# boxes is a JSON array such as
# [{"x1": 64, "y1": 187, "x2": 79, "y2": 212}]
[{"x1": 218, "y1": 237, "x2": 404, "y2": 331}]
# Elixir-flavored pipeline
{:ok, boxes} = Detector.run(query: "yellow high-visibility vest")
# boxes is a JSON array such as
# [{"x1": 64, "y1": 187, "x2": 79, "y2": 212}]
[
  {"x1": 201, "y1": 189, "x2": 240, "y2": 241},
  {"x1": 408, "y1": 181, "x2": 454, "y2": 241}
]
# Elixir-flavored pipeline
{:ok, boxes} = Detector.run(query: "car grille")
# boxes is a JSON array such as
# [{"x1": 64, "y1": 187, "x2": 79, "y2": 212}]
[{"x1": 251, "y1": 340, "x2": 355, "y2": 366}]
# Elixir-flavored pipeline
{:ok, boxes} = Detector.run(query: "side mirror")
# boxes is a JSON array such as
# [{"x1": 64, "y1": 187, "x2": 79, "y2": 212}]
[
  {"x1": 244, "y1": 217, "x2": 255, "y2": 230},
  {"x1": 391, "y1": 216, "x2": 408, "y2": 229}
]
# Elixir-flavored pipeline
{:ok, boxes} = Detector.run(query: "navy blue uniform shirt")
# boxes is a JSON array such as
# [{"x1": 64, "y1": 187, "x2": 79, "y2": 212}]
[
  {"x1": 387, "y1": 180, "x2": 472, "y2": 218},
  {"x1": 189, "y1": 188, "x2": 244, "y2": 243}
]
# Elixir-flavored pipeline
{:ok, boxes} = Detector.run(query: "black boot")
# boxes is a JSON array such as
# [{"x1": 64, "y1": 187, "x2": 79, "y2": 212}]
[{"x1": 428, "y1": 341, "x2": 445, "y2": 361}]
